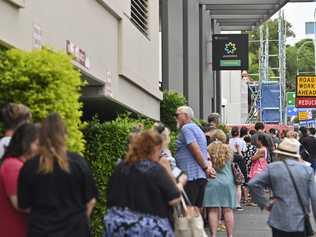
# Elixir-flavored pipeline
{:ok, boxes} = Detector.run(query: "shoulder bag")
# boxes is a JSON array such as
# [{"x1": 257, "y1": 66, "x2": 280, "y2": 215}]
[
  {"x1": 174, "y1": 190, "x2": 207, "y2": 237},
  {"x1": 232, "y1": 161, "x2": 245, "y2": 185},
  {"x1": 282, "y1": 160, "x2": 314, "y2": 236},
  {"x1": 300, "y1": 145, "x2": 311, "y2": 162}
]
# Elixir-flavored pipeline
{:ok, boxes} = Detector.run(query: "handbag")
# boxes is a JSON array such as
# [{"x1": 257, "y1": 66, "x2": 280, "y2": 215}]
[
  {"x1": 282, "y1": 160, "x2": 314, "y2": 237},
  {"x1": 174, "y1": 191, "x2": 207, "y2": 237},
  {"x1": 231, "y1": 161, "x2": 245, "y2": 185}
]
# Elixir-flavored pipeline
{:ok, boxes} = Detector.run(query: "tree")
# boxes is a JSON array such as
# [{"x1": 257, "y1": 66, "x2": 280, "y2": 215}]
[
  {"x1": 296, "y1": 39, "x2": 315, "y2": 75},
  {"x1": 246, "y1": 19, "x2": 295, "y2": 81},
  {"x1": 286, "y1": 39, "x2": 315, "y2": 91},
  {"x1": 248, "y1": 52, "x2": 259, "y2": 81},
  {"x1": 0, "y1": 48, "x2": 85, "y2": 152},
  {"x1": 285, "y1": 45, "x2": 297, "y2": 90}
]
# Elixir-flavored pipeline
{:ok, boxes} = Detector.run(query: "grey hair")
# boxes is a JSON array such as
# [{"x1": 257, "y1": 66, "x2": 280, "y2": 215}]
[{"x1": 177, "y1": 106, "x2": 194, "y2": 119}]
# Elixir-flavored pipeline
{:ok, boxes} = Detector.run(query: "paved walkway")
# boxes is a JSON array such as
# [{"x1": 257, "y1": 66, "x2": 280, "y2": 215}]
[
  {"x1": 206, "y1": 206, "x2": 316, "y2": 237},
  {"x1": 218, "y1": 207, "x2": 269, "y2": 237}
]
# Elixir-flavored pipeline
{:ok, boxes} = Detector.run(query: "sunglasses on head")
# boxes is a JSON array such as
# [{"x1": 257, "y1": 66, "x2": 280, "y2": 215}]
[{"x1": 155, "y1": 123, "x2": 165, "y2": 134}]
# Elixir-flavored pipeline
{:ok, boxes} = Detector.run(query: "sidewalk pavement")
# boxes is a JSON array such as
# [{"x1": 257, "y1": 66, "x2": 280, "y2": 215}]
[
  {"x1": 205, "y1": 206, "x2": 270, "y2": 237},
  {"x1": 206, "y1": 206, "x2": 316, "y2": 237}
]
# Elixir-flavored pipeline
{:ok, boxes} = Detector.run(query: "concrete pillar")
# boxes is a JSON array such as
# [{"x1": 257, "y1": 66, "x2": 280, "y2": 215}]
[
  {"x1": 200, "y1": 7, "x2": 213, "y2": 119},
  {"x1": 213, "y1": 20, "x2": 222, "y2": 114},
  {"x1": 160, "y1": 0, "x2": 183, "y2": 93},
  {"x1": 183, "y1": 0, "x2": 200, "y2": 117}
]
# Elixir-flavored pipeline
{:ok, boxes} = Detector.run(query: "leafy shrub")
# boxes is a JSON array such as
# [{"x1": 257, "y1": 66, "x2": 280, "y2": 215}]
[
  {"x1": 0, "y1": 48, "x2": 85, "y2": 152},
  {"x1": 84, "y1": 115, "x2": 154, "y2": 237},
  {"x1": 218, "y1": 124, "x2": 230, "y2": 135},
  {"x1": 160, "y1": 90, "x2": 187, "y2": 132}
]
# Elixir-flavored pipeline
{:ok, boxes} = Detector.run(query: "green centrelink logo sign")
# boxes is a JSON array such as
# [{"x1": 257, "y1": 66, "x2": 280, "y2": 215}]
[
  {"x1": 212, "y1": 34, "x2": 248, "y2": 70},
  {"x1": 224, "y1": 42, "x2": 237, "y2": 55}
]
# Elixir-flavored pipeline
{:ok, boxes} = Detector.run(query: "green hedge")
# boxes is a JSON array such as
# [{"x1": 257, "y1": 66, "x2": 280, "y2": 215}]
[
  {"x1": 84, "y1": 91, "x2": 189, "y2": 236},
  {"x1": 84, "y1": 115, "x2": 155, "y2": 237},
  {"x1": 0, "y1": 48, "x2": 85, "y2": 152}
]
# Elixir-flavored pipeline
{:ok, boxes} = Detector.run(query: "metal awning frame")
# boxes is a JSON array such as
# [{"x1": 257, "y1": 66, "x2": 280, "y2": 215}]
[{"x1": 199, "y1": 0, "x2": 289, "y2": 31}]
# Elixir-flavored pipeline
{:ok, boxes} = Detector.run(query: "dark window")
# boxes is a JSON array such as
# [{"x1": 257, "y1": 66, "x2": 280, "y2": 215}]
[{"x1": 131, "y1": 0, "x2": 149, "y2": 36}]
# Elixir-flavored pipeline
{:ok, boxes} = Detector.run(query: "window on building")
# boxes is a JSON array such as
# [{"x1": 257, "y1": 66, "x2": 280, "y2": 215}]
[
  {"x1": 305, "y1": 22, "x2": 316, "y2": 35},
  {"x1": 131, "y1": 0, "x2": 149, "y2": 36}
]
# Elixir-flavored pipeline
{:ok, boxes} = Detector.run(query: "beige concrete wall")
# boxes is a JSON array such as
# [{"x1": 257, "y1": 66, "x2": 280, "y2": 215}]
[
  {"x1": 221, "y1": 70, "x2": 248, "y2": 124},
  {"x1": 0, "y1": 0, "x2": 161, "y2": 120}
]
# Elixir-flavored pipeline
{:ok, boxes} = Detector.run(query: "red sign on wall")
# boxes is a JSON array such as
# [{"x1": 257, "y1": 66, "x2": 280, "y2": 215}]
[
  {"x1": 296, "y1": 97, "x2": 316, "y2": 108},
  {"x1": 66, "y1": 40, "x2": 90, "y2": 69}
]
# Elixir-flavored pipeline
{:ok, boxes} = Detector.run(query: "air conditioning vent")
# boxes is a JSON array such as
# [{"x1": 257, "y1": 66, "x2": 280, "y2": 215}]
[{"x1": 131, "y1": 0, "x2": 149, "y2": 36}]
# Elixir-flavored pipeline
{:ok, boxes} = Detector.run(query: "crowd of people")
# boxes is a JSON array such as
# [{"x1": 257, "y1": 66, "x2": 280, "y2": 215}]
[
  {"x1": 0, "y1": 103, "x2": 97, "y2": 237},
  {"x1": 104, "y1": 105, "x2": 316, "y2": 237},
  {"x1": 1, "y1": 102, "x2": 316, "y2": 237}
]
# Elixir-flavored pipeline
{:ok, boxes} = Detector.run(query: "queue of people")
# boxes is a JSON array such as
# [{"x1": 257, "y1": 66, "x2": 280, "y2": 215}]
[
  {"x1": 0, "y1": 103, "x2": 97, "y2": 237},
  {"x1": 103, "y1": 106, "x2": 316, "y2": 237},
  {"x1": 1, "y1": 102, "x2": 316, "y2": 237}
]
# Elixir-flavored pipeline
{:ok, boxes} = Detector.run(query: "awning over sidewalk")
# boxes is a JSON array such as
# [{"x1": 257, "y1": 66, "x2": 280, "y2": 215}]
[{"x1": 200, "y1": 0, "x2": 313, "y2": 31}]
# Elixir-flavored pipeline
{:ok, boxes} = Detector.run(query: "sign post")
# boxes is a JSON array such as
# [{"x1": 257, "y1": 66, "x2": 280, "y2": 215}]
[{"x1": 295, "y1": 75, "x2": 316, "y2": 108}]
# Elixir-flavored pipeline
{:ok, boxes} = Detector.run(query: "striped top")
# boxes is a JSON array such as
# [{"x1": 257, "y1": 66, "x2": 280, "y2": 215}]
[{"x1": 175, "y1": 122, "x2": 208, "y2": 181}]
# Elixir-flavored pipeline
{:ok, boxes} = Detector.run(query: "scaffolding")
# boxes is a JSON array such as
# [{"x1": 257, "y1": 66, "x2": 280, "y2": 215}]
[{"x1": 246, "y1": 11, "x2": 287, "y2": 124}]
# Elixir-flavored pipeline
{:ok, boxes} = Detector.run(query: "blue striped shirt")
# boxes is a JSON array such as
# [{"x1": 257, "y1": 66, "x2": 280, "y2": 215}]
[{"x1": 175, "y1": 122, "x2": 208, "y2": 181}]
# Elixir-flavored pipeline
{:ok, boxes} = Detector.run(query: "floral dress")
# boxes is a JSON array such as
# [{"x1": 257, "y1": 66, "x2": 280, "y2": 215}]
[
  {"x1": 104, "y1": 160, "x2": 180, "y2": 237},
  {"x1": 242, "y1": 144, "x2": 257, "y2": 179}
]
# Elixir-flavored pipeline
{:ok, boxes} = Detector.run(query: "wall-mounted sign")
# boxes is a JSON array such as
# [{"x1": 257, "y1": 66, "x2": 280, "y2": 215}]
[
  {"x1": 212, "y1": 34, "x2": 248, "y2": 71},
  {"x1": 33, "y1": 24, "x2": 42, "y2": 49},
  {"x1": 296, "y1": 76, "x2": 316, "y2": 108},
  {"x1": 66, "y1": 40, "x2": 90, "y2": 69},
  {"x1": 105, "y1": 71, "x2": 112, "y2": 97}
]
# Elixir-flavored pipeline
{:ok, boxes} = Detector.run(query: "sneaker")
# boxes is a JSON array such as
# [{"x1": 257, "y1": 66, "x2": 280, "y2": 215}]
[{"x1": 236, "y1": 206, "x2": 244, "y2": 211}]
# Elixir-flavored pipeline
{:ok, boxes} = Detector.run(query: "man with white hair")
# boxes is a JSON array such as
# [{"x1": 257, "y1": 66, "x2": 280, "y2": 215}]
[
  {"x1": 175, "y1": 106, "x2": 216, "y2": 207},
  {"x1": 207, "y1": 113, "x2": 220, "y2": 128}
]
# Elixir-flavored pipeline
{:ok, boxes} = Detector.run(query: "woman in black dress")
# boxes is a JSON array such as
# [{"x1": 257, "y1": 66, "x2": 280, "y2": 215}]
[
  {"x1": 18, "y1": 113, "x2": 97, "y2": 237},
  {"x1": 104, "y1": 130, "x2": 181, "y2": 237}
]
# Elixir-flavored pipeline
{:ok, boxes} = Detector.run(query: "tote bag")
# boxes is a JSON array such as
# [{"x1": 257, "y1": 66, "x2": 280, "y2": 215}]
[{"x1": 174, "y1": 191, "x2": 207, "y2": 237}]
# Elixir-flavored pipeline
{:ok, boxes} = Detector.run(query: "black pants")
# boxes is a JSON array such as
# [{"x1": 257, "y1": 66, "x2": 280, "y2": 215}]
[
  {"x1": 184, "y1": 178, "x2": 207, "y2": 207},
  {"x1": 272, "y1": 227, "x2": 305, "y2": 237}
]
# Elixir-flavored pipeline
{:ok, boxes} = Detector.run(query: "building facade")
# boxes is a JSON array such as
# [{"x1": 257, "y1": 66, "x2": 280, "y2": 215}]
[
  {"x1": 0, "y1": 0, "x2": 161, "y2": 120},
  {"x1": 160, "y1": 0, "x2": 310, "y2": 121},
  {"x1": 1, "y1": 0, "x2": 311, "y2": 122}
]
